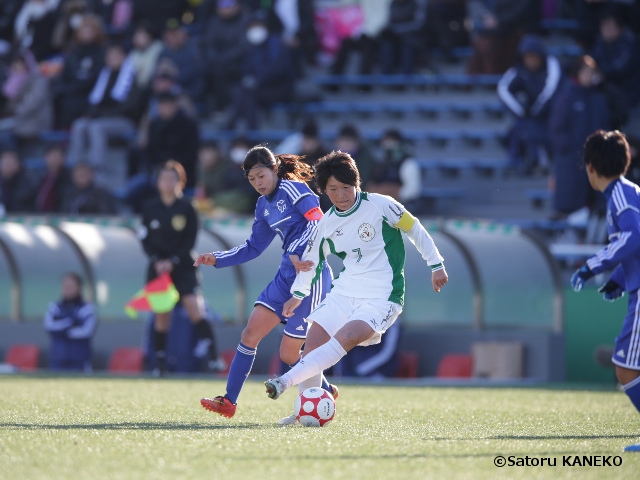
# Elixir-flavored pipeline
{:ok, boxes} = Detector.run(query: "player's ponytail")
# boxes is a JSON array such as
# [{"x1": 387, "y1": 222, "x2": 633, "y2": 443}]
[{"x1": 243, "y1": 145, "x2": 313, "y2": 183}]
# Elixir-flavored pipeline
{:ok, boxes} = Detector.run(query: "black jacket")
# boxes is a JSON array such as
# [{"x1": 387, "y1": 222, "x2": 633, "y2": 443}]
[
  {"x1": 0, "y1": 168, "x2": 36, "y2": 212},
  {"x1": 140, "y1": 196, "x2": 198, "y2": 265},
  {"x1": 146, "y1": 110, "x2": 199, "y2": 189},
  {"x1": 60, "y1": 182, "x2": 117, "y2": 215}
]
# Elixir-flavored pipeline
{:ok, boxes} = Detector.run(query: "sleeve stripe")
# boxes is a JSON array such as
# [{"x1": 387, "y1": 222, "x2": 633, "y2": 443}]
[
  {"x1": 287, "y1": 220, "x2": 317, "y2": 252},
  {"x1": 214, "y1": 243, "x2": 248, "y2": 259},
  {"x1": 497, "y1": 68, "x2": 525, "y2": 117},
  {"x1": 589, "y1": 231, "x2": 632, "y2": 268},
  {"x1": 280, "y1": 181, "x2": 310, "y2": 204},
  {"x1": 531, "y1": 56, "x2": 561, "y2": 115}
]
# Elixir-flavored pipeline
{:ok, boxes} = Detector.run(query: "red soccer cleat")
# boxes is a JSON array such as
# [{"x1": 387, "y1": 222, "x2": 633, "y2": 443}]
[{"x1": 200, "y1": 396, "x2": 236, "y2": 418}]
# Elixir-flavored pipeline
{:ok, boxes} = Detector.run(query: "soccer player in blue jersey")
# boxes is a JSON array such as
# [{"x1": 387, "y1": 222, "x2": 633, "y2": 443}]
[
  {"x1": 194, "y1": 146, "x2": 334, "y2": 420},
  {"x1": 570, "y1": 130, "x2": 640, "y2": 451}
]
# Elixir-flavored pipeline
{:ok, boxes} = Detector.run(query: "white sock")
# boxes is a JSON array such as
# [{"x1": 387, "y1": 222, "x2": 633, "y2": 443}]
[
  {"x1": 282, "y1": 337, "x2": 346, "y2": 389},
  {"x1": 298, "y1": 373, "x2": 322, "y2": 393}
]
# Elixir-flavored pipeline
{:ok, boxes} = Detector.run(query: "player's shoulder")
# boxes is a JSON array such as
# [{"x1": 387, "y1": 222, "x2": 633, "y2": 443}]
[
  {"x1": 279, "y1": 179, "x2": 313, "y2": 204},
  {"x1": 612, "y1": 177, "x2": 640, "y2": 215},
  {"x1": 364, "y1": 192, "x2": 403, "y2": 210}
]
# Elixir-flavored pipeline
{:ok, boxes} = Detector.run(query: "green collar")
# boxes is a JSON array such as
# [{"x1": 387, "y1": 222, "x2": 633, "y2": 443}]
[{"x1": 332, "y1": 192, "x2": 365, "y2": 217}]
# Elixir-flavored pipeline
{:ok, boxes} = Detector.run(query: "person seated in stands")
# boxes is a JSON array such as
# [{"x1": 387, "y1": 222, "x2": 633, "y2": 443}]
[
  {"x1": 67, "y1": 42, "x2": 140, "y2": 169},
  {"x1": 368, "y1": 129, "x2": 421, "y2": 207},
  {"x1": 0, "y1": 149, "x2": 36, "y2": 213},
  {"x1": 132, "y1": 0, "x2": 188, "y2": 38},
  {"x1": 334, "y1": 124, "x2": 376, "y2": 190},
  {"x1": 53, "y1": 14, "x2": 106, "y2": 129},
  {"x1": 216, "y1": 136, "x2": 259, "y2": 213},
  {"x1": 196, "y1": 141, "x2": 231, "y2": 204},
  {"x1": 226, "y1": 12, "x2": 295, "y2": 130},
  {"x1": 0, "y1": 49, "x2": 53, "y2": 149},
  {"x1": 379, "y1": 0, "x2": 427, "y2": 74},
  {"x1": 13, "y1": 0, "x2": 61, "y2": 61},
  {"x1": 51, "y1": 0, "x2": 90, "y2": 54},
  {"x1": 60, "y1": 162, "x2": 117, "y2": 214},
  {"x1": 497, "y1": 35, "x2": 561, "y2": 175},
  {"x1": 158, "y1": 18, "x2": 204, "y2": 103},
  {"x1": 202, "y1": 0, "x2": 251, "y2": 115},
  {"x1": 129, "y1": 22, "x2": 164, "y2": 90},
  {"x1": 590, "y1": 9, "x2": 640, "y2": 107},
  {"x1": 44, "y1": 272, "x2": 97, "y2": 372},
  {"x1": 35, "y1": 143, "x2": 71, "y2": 212},
  {"x1": 145, "y1": 90, "x2": 199, "y2": 192}
]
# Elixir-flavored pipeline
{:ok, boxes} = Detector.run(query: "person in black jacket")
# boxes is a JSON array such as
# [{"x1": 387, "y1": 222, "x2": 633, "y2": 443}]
[
  {"x1": 53, "y1": 14, "x2": 105, "y2": 129},
  {"x1": 0, "y1": 149, "x2": 36, "y2": 213},
  {"x1": 35, "y1": 142, "x2": 71, "y2": 212},
  {"x1": 138, "y1": 161, "x2": 222, "y2": 376},
  {"x1": 145, "y1": 90, "x2": 199, "y2": 191},
  {"x1": 67, "y1": 42, "x2": 139, "y2": 169},
  {"x1": 60, "y1": 162, "x2": 117, "y2": 214},
  {"x1": 379, "y1": 0, "x2": 427, "y2": 74},
  {"x1": 497, "y1": 35, "x2": 561, "y2": 174}
]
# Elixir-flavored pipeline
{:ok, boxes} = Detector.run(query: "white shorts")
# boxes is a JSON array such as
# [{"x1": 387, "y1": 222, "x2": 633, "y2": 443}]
[{"x1": 307, "y1": 292, "x2": 402, "y2": 346}]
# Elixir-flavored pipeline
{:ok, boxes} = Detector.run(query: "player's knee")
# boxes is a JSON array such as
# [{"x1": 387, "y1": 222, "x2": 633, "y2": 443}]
[
  {"x1": 240, "y1": 326, "x2": 261, "y2": 348},
  {"x1": 279, "y1": 349, "x2": 299, "y2": 366},
  {"x1": 616, "y1": 365, "x2": 640, "y2": 385}
]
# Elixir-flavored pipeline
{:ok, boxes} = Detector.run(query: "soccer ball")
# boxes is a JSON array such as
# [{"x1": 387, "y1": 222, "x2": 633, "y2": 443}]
[{"x1": 294, "y1": 387, "x2": 336, "y2": 427}]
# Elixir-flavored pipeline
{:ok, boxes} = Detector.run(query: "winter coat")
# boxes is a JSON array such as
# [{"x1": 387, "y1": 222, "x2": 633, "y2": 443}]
[
  {"x1": 8, "y1": 71, "x2": 53, "y2": 137},
  {"x1": 590, "y1": 28, "x2": 640, "y2": 106},
  {"x1": 129, "y1": 41, "x2": 164, "y2": 88},
  {"x1": 387, "y1": 0, "x2": 426, "y2": 36},
  {"x1": 202, "y1": 8, "x2": 251, "y2": 68},
  {"x1": 60, "y1": 182, "x2": 117, "y2": 214},
  {"x1": 158, "y1": 39, "x2": 205, "y2": 100},
  {"x1": 0, "y1": 168, "x2": 36, "y2": 212},
  {"x1": 243, "y1": 35, "x2": 295, "y2": 95},
  {"x1": 497, "y1": 35, "x2": 561, "y2": 120}
]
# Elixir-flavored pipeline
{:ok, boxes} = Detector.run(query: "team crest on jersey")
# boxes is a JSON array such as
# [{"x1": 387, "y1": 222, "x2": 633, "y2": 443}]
[
  {"x1": 358, "y1": 223, "x2": 375, "y2": 242},
  {"x1": 264, "y1": 208, "x2": 269, "y2": 217},
  {"x1": 172, "y1": 215, "x2": 187, "y2": 231},
  {"x1": 277, "y1": 200, "x2": 287, "y2": 213}
]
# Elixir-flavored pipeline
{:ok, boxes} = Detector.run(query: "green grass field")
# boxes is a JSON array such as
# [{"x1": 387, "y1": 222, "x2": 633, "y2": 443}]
[{"x1": 2, "y1": 377, "x2": 640, "y2": 479}]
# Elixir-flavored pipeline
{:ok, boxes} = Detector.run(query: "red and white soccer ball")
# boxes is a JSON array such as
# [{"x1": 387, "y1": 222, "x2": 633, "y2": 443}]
[{"x1": 294, "y1": 387, "x2": 336, "y2": 427}]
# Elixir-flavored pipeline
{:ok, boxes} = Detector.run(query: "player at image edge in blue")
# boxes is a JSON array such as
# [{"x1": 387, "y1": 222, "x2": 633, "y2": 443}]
[{"x1": 570, "y1": 130, "x2": 640, "y2": 452}]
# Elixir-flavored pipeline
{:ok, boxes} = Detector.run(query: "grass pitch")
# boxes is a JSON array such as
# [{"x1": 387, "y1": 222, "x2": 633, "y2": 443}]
[{"x1": 1, "y1": 377, "x2": 640, "y2": 480}]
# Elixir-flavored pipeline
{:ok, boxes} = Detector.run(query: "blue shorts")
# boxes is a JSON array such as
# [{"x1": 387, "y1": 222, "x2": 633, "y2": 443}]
[
  {"x1": 255, "y1": 262, "x2": 332, "y2": 339},
  {"x1": 612, "y1": 289, "x2": 640, "y2": 370}
]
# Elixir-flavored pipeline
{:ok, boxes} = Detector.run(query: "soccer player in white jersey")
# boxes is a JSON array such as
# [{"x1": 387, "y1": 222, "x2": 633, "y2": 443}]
[{"x1": 265, "y1": 150, "x2": 448, "y2": 403}]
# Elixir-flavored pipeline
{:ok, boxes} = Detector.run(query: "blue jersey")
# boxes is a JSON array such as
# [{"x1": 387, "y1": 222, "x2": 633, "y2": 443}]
[
  {"x1": 214, "y1": 179, "x2": 323, "y2": 269},
  {"x1": 587, "y1": 176, "x2": 640, "y2": 292}
]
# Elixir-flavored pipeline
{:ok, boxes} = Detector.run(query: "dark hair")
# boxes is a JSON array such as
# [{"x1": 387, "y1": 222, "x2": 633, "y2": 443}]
[
  {"x1": 570, "y1": 55, "x2": 598, "y2": 78},
  {"x1": 63, "y1": 271, "x2": 83, "y2": 288},
  {"x1": 383, "y1": 129, "x2": 403, "y2": 143},
  {"x1": 338, "y1": 124, "x2": 359, "y2": 140},
  {"x1": 583, "y1": 130, "x2": 630, "y2": 177},
  {"x1": 242, "y1": 145, "x2": 313, "y2": 182},
  {"x1": 302, "y1": 120, "x2": 319, "y2": 138},
  {"x1": 159, "y1": 160, "x2": 187, "y2": 190},
  {"x1": 314, "y1": 150, "x2": 361, "y2": 193},
  {"x1": 600, "y1": 6, "x2": 625, "y2": 27}
]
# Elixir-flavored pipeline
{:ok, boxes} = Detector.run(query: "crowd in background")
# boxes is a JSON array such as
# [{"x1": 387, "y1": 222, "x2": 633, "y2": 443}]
[{"x1": 0, "y1": 0, "x2": 638, "y2": 221}]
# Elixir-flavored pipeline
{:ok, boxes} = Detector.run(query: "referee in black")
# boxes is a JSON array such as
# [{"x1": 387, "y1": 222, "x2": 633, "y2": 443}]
[{"x1": 139, "y1": 161, "x2": 222, "y2": 376}]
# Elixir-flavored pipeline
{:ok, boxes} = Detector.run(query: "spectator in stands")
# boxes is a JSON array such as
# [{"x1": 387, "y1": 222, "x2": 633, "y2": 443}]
[
  {"x1": 550, "y1": 55, "x2": 611, "y2": 216},
  {"x1": 129, "y1": 22, "x2": 164, "y2": 90},
  {"x1": 590, "y1": 10, "x2": 640, "y2": 107},
  {"x1": 0, "y1": 149, "x2": 36, "y2": 212},
  {"x1": 158, "y1": 18, "x2": 204, "y2": 102},
  {"x1": 369, "y1": 129, "x2": 421, "y2": 207},
  {"x1": 0, "y1": 1, "x2": 23, "y2": 45},
  {"x1": 221, "y1": 136, "x2": 259, "y2": 213},
  {"x1": 0, "y1": 50, "x2": 53, "y2": 146},
  {"x1": 424, "y1": 0, "x2": 469, "y2": 62},
  {"x1": 54, "y1": 14, "x2": 106, "y2": 129},
  {"x1": 13, "y1": 0, "x2": 61, "y2": 61},
  {"x1": 35, "y1": 143, "x2": 71, "y2": 212},
  {"x1": 466, "y1": 0, "x2": 537, "y2": 74},
  {"x1": 146, "y1": 90, "x2": 199, "y2": 190},
  {"x1": 497, "y1": 35, "x2": 561, "y2": 174},
  {"x1": 202, "y1": 0, "x2": 251, "y2": 114},
  {"x1": 67, "y1": 42, "x2": 139, "y2": 169},
  {"x1": 51, "y1": 0, "x2": 89, "y2": 53},
  {"x1": 335, "y1": 124, "x2": 376, "y2": 189},
  {"x1": 132, "y1": 0, "x2": 188, "y2": 38},
  {"x1": 226, "y1": 12, "x2": 295, "y2": 130},
  {"x1": 60, "y1": 162, "x2": 117, "y2": 214},
  {"x1": 331, "y1": 0, "x2": 391, "y2": 77},
  {"x1": 379, "y1": 0, "x2": 427, "y2": 74},
  {"x1": 44, "y1": 272, "x2": 97, "y2": 372}
]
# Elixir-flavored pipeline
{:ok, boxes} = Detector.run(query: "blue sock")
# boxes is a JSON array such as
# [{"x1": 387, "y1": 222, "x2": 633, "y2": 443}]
[
  {"x1": 622, "y1": 376, "x2": 640, "y2": 413},
  {"x1": 225, "y1": 342, "x2": 256, "y2": 404}
]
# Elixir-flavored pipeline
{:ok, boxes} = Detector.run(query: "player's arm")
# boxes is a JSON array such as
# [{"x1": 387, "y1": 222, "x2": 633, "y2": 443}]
[
  {"x1": 195, "y1": 215, "x2": 276, "y2": 268},
  {"x1": 287, "y1": 193, "x2": 324, "y2": 272},
  {"x1": 43, "y1": 303, "x2": 73, "y2": 332}
]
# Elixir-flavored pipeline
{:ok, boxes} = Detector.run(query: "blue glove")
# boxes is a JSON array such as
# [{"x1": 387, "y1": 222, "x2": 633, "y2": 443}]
[
  {"x1": 598, "y1": 280, "x2": 625, "y2": 302},
  {"x1": 571, "y1": 265, "x2": 594, "y2": 292}
]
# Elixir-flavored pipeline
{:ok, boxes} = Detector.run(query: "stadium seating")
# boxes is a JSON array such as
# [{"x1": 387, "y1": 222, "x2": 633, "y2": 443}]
[
  {"x1": 5, "y1": 344, "x2": 40, "y2": 371},
  {"x1": 396, "y1": 351, "x2": 419, "y2": 378},
  {"x1": 108, "y1": 348, "x2": 143, "y2": 374},
  {"x1": 436, "y1": 354, "x2": 473, "y2": 378}
]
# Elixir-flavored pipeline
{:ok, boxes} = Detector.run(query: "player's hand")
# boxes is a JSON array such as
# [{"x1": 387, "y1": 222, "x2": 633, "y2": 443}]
[
  {"x1": 598, "y1": 280, "x2": 625, "y2": 302},
  {"x1": 289, "y1": 254, "x2": 314, "y2": 274},
  {"x1": 194, "y1": 253, "x2": 216, "y2": 267},
  {"x1": 571, "y1": 265, "x2": 594, "y2": 292},
  {"x1": 283, "y1": 297, "x2": 302, "y2": 318},
  {"x1": 432, "y1": 268, "x2": 448, "y2": 293}
]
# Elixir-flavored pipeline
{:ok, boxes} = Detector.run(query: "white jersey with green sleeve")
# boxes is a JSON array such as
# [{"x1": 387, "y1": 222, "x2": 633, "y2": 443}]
[{"x1": 291, "y1": 192, "x2": 444, "y2": 306}]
